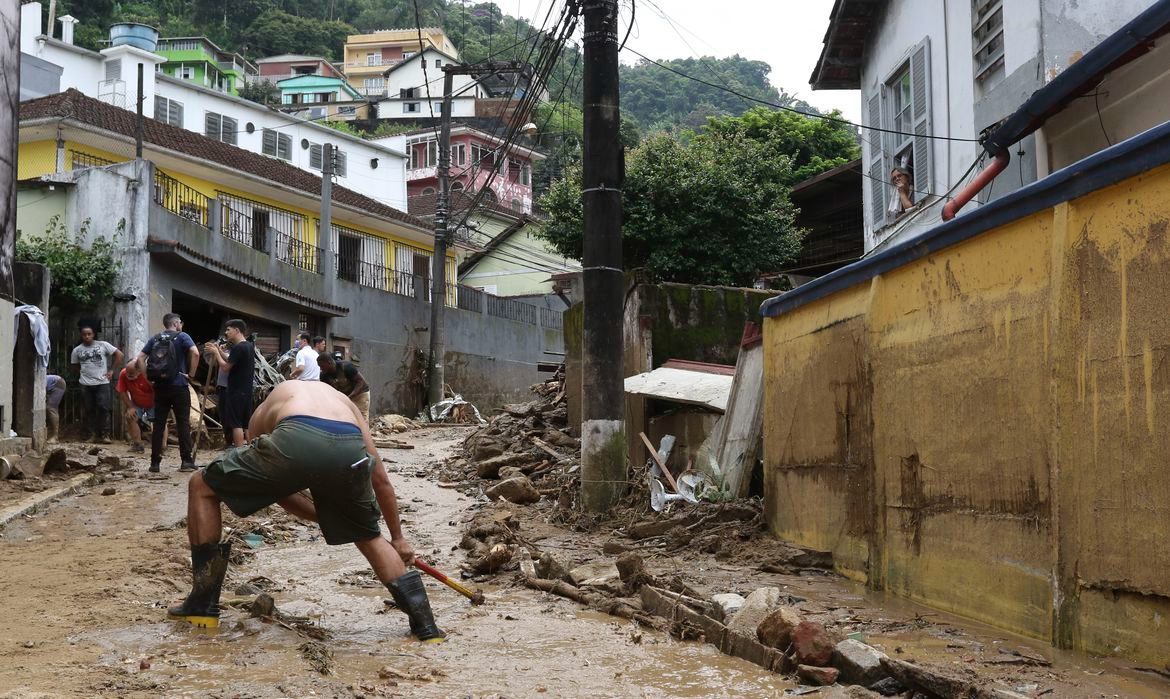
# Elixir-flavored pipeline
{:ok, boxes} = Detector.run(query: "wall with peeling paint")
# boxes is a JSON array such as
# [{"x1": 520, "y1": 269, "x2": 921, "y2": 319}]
[{"x1": 763, "y1": 161, "x2": 1170, "y2": 663}]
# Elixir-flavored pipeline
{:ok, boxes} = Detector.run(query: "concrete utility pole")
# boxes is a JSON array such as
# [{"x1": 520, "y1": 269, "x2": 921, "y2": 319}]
[
  {"x1": 320, "y1": 142, "x2": 334, "y2": 275},
  {"x1": 135, "y1": 63, "x2": 144, "y2": 158},
  {"x1": 580, "y1": 0, "x2": 625, "y2": 511},
  {"x1": 426, "y1": 61, "x2": 526, "y2": 407}
]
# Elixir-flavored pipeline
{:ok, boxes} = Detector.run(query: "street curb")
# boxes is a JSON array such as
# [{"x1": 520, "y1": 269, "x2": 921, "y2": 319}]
[{"x1": 0, "y1": 472, "x2": 101, "y2": 529}]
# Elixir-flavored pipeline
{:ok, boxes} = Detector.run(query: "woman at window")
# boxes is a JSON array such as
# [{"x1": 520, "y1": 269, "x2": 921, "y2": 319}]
[{"x1": 889, "y1": 166, "x2": 916, "y2": 216}]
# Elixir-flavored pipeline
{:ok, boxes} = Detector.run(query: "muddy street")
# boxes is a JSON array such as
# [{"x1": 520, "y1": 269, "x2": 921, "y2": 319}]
[
  {"x1": 1, "y1": 427, "x2": 1169, "y2": 698},
  {"x1": 0, "y1": 429, "x2": 796, "y2": 699}
]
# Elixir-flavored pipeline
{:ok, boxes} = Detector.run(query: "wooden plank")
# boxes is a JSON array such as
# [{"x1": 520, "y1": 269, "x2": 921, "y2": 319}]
[
  {"x1": 639, "y1": 431, "x2": 679, "y2": 492},
  {"x1": 715, "y1": 343, "x2": 764, "y2": 498}
]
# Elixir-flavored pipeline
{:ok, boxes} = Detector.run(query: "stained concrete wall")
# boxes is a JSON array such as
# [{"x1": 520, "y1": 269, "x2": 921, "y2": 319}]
[{"x1": 763, "y1": 160, "x2": 1170, "y2": 663}]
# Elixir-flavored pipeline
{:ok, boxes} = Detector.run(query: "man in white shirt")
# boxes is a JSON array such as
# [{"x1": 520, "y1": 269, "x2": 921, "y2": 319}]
[{"x1": 290, "y1": 333, "x2": 324, "y2": 381}]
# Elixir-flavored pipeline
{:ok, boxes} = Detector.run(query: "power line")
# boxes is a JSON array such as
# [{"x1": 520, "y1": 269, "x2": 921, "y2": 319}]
[{"x1": 620, "y1": 46, "x2": 981, "y2": 144}]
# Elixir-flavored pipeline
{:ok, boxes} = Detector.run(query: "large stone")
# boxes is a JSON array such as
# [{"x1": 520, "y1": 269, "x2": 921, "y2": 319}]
[
  {"x1": 756, "y1": 605, "x2": 802, "y2": 649},
  {"x1": 792, "y1": 621, "x2": 836, "y2": 667},
  {"x1": 10, "y1": 453, "x2": 47, "y2": 479},
  {"x1": 476, "y1": 453, "x2": 530, "y2": 479},
  {"x1": 710, "y1": 593, "x2": 745, "y2": 623},
  {"x1": 536, "y1": 552, "x2": 571, "y2": 581},
  {"x1": 41, "y1": 448, "x2": 68, "y2": 474},
  {"x1": 725, "y1": 587, "x2": 783, "y2": 637},
  {"x1": 867, "y1": 678, "x2": 906, "y2": 696},
  {"x1": 485, "y1": 476, "x2": 541, "y2": 504},
  {"x1": 833, "y1": 639, "x2": 888, "y2": 686},
  {"x1": 880, "y1": 657, "x2": 973, "y2": 699},
  {"x1": 567, "y1": 561, "x2": 620, "y2": 587},
  {"x1": 473, "y1": 440, "x2": 505, "y2": 461},
  {"x1": 498, "y1": 465, "x2": 526, "y2": 480},
  {"x1": 797, "y1": 664, "x2": 840, "y2": 686}
]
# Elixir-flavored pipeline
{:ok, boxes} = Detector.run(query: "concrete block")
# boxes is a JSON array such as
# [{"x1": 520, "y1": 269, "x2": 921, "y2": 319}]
[
  {"x1": 726, "y1": 586, "x2": 782, "y2": 637},
  {"x1": 833, "y1": 639, "x2": 888, "y2": 686},
  {"x1": 484, "y1": 476, "x2": 540, "y2": 504},
  {"x1": 710, "y1": 593, "x2": 745, "y2": 623}
]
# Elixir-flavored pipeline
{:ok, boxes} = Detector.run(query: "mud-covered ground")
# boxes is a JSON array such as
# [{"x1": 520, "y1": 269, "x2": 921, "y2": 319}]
[{"x1": 0, "y1": 428, "x2": 1166, "y2": 698}]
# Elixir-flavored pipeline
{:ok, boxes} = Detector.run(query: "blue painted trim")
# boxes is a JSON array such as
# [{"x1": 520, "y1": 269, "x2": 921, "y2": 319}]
[{"x1": 760, "y1": 119, "x2": 1170, "y2": 318}]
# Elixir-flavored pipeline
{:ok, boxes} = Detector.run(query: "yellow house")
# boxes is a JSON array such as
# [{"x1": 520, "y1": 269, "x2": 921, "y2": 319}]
[{"x1": 343, "y1": 28, "x2": 459, "y2": 96}]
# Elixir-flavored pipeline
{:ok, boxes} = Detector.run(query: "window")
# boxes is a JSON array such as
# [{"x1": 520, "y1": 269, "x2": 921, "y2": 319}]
[
  {"x1": 450, "y1": 181, "x2": 465, "y2": 191},
  {"x1": 972, "y1": 0, "x2": 1005, "y2": 86},
  {"x1": 104, "y1": 59, "x2": 121, "y2": 81},
  {"x1": 204, "y1": 112, "x2": 238, "y2": 145},
  {"x1": 262, "y1": 129, "x2": 292, "y2": 160},
  {"x1": 410, "y1": 143, "x2": 423, "y2": 169},
  {"x1": 179, "y1": 66, "x2": 195, "y2": 80},
  {"x1": 519, "y1": 163, "x2": 531, "y2": 186},
  {"x1": 435, "y1": 102, "x2": 443, "y2": 114},
  {"x1": 364, "y1": 77, "x2": 385, "y2": 93},
  {"x1": 154, "y1": 96, "x2": 184, "y2": 127},
  {"x1": 866, "y1": 39, "x2": 932, "y2": 231},
  {"x1": 366, "y1": 53, "x2": 381, "y2": 67},
  {"x1": 333, "y1": 149, "x2": 347, "y2": 177},
  {"x1": 426, "y1": 141, "x2": 438, "y2": 168},
  {"x1": 451, "y1": 143, "x2": 466, "y2": 167},
  {"x1": 471, "y1": 143, "x2": 489, "y2": 168},
  {"x1": 511, "y1": 198, "x2": 522, "y2": 212},
  {"x1": 422, "y1": 187, "x2": 436, "y2": 195},
  {"x1": 435, "y1": 59, "x2": 442, "y2": 68},
  {"x1": 309, "y1": 143, "x2": 322, "y2": 170},
  {"x1": 403, "y1": 51, "x2": 416, "y2": 60},
  {"x1": 404, "y1": 102, "x2": 420, "y2": 113},
  {"x1": 400, "y1": 87, "x2": 416, "y2": 98}
]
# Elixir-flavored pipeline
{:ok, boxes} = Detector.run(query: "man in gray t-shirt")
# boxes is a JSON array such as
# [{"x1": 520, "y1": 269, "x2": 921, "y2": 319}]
[{"x1": 70, "y1": 326, "x2": 123, "y2": 444}]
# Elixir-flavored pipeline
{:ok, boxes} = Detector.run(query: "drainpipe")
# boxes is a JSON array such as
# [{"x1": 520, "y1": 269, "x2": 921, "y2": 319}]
[{"x1": 942, "y1": 150, "x2": 1010, "y2": 221}]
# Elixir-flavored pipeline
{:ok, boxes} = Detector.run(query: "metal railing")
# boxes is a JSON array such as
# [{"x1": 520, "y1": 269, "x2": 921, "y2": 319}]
[
  {"x1": 487, "y1": 294, "x2": 538, "y2": 324},
  {"x1": 455, "y1": 284, "x2": 483, "y2": 312},
  {"x1": 540, "y1": 306, "x2": 563, "y2": 330},
  {"x1": 70, "y1": 150, "x2": 116, "y2": 171},
  {"x1": 153, "y1": 169, "x2": 210, "y2": 227},
  {"x1": 218, "y1": 192, "x2": 307, "y2": 254},
  {"x1": 276, "y1": 232, "x2": 321, "y2": 273}
]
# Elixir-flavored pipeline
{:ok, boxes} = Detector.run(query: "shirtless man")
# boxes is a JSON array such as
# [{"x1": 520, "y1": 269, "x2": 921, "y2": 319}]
[{"x1": 167, "y1": 381, "x2": 445, "y2": 642}]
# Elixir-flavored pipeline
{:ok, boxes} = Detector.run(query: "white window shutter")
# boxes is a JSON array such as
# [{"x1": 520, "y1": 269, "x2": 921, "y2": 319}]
[
  {"x1": 205, "y1": 112, "x2": 219, "y2": 139},
  {"x1": 309, "y1": 144, "x2": 322, "y2": 170},
  {"x1": 866, "y1": 90, "x2": 886, "y2": 228},
  {"x1": 170, "y1": 101, "x2": 183, "y2": 127},
  {"x1": 154, "y1": 97, "x2": 167, "y2": 122},
  {"x1": 911, "y1": 38, "x2": 932, "y2": 198},
  {"x1": 222, "y1": 117, "x2": 238, "y2": 145},
  {"x1": 262, "y1": 130, "x2": 276, "y2": 156},
  {"x1": 334, "y1": 150, "x2": 347, "y2": 177},
  {"x1": 278, "y1": 133, "x2": 292, "y2": 160}
]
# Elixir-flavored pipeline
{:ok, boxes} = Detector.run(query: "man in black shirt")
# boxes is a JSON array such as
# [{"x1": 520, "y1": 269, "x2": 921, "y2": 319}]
[
  {"x1": 317, "y1": 352, "x2": 371, "y2": 422},
  {"x1": 204, "y1": 319, "x2": 255, "y2": 448}
]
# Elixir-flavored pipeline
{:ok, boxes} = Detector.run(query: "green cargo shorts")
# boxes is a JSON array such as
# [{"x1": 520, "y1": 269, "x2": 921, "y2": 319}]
[{"x1": 201, "y1": 417, "x2": 381, "y2": 545}]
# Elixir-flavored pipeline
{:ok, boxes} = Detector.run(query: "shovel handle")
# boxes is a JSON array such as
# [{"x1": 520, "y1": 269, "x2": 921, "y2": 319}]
[{"x1": 414, "y1": 558, "x2": 482, "y2": 603}]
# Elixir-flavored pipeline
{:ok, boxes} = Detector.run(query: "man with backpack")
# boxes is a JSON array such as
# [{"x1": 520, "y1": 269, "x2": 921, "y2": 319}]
[{"x1": 135, "y1": 313, "x2": 200, "y2": 473}]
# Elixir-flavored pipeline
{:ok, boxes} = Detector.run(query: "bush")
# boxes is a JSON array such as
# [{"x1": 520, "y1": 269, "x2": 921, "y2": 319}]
[{"x1": 16, "y1": 215, "x2": 122, "y2": 312}]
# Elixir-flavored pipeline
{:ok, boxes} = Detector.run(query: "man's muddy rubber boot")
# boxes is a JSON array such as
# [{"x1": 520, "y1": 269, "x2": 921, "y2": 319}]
[
  {"x1": 385, "y1": 570, "x2": 446, "y2": 643},
  {"x1": 167, "y1": 542, "x2": 231, "y2": 628}
]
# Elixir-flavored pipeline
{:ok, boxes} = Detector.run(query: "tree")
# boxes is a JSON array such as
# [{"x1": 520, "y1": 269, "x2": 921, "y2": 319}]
[
  {"x1": 537, "y1": 131, "x2": 802, "y2": 287},
  {"x1": 238, "y1": 79, "x2": 281, "y2": 108},
  {"x1": 703, "y1": 107, "x2": 860, "y2": 185}
]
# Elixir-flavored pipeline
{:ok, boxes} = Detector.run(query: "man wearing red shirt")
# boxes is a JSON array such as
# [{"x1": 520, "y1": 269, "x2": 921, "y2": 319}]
[{"x1": 116, "y1": 363, "x2": 157, "y2": 453}]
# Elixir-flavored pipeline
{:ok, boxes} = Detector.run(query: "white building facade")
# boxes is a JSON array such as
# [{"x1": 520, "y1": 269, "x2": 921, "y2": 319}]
[
  {"x1": 18, "y1": 1, "x2": 409, "y2": 212},
  {"x1": 812, "y1": 0, "x2": 1166, "y2": 253},
  {"x1": 374, "y1": 48, "x2": 483, "y2": 120}
]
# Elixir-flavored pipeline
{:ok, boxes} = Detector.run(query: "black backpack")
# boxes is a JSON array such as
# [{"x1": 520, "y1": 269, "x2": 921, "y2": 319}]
[{"x1": 146, "y1": 332, "x2": 180, "y2": 382}]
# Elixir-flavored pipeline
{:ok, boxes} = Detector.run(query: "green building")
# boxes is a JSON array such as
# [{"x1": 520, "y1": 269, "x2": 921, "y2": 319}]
[{"x1": 155, "y1": 37, "x2": 257, "y2": 95}]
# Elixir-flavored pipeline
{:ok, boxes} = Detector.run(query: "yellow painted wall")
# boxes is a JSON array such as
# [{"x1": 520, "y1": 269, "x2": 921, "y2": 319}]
[{"x1": 763, "y1": 162, "x2": 1170, "y2": 664}]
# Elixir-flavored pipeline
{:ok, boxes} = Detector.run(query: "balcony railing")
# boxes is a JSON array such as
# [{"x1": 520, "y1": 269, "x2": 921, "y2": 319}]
[
  {"x1": 153, "y1": 169, "x2": 210, "y2": 227},
  {"x1": 540, "y1": 306, "x2": 563, "y2": 330},
  {"x1": 276, "y1": 232, "x2": 322, "y2": 273},
  {"x1": 70, "y1": 150, "x2": 116, "y2": 171},
  {"x1": 487, "y1": 294, "x2": 537, "y2": 324},
  {"x1": 219, "y1": 192, "x2": 308, "y2": 255}
]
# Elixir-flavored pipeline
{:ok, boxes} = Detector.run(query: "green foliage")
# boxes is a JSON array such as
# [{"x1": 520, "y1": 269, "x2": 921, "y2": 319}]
[
  {"x1": 237, "y1": 79, "x2": 281, "y2": 108},
  {"x1": 537, "y1": 130, "x2": 803, "y2": 287},
  {"x1": 242, "y1": 10, "x2": 355, "y2": 60},
  {"x1": 16, "y1": 216, "x2": 123, "y2": 312},
  {"x1": 704, "y1": 107, "x2": 860, "y2": 185}
]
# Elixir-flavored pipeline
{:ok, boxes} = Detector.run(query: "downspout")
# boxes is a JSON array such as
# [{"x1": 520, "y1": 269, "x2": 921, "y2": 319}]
[{"x1": 942, "y1": 150, "x2": 1010, "y2": 221}]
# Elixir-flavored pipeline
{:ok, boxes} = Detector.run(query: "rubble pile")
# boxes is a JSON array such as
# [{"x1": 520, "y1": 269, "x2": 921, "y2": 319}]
[
  {"x1": 438, "y1": 367, "x2": 580, "y2": 500},
  {"x1": 370, "y1": 414, "x2": 421, "y2": 449}
]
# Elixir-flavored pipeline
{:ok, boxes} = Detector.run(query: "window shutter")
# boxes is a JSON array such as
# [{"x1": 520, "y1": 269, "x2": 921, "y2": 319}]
[
  {"x1": 104, "y1": 59, "x2": 121, "y2": 82},
  {"x1": 204, "y1": 111, "x2": 219, "y2": 139},
  {"x1": 262, "y1": 129, "x2": 277, "y2": 156},
  {"x1": 309, "y1": 144, "x2": 322, "y2": 170},
  {"x1": 278, "y1": 133, "x2": 292, "y2": 161},
  {"x1": 911, "y1": 38, "x2": 932, "y2": 198},
  {"x1": 866, "y1": 91, "x2": 886, "y2": 227},
  {"x1": 222, "y1": 117, "x2": 238, "y2": 145},
  {"x1": 154, "y1": 97, "x2": 168, "y2": 122},
  {"x1": 169, "y1": 100, "x2": 183, "y2": 127},
  {"x1": 334, "y1": 150, "x2": 347, "y2": 177}
]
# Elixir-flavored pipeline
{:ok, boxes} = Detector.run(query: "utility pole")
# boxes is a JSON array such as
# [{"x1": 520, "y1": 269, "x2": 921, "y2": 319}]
[
  {"x1": 579, "y1": 0, "x2": 625, "y2": 512},
  {"x1": 320, "y1": 142, "x2": 334, "y2": 271},
  {"x1": 426, "y1": 61, "x2": 526, "y2": 407},
  {"x1": 135, "y1": 63, "x2": 144, "y2": 158}
]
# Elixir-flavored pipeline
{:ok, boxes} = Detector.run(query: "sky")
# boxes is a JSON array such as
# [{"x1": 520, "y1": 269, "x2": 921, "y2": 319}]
[{"x1": 500, "y1": 0, "x2": 862, "y2": 122}]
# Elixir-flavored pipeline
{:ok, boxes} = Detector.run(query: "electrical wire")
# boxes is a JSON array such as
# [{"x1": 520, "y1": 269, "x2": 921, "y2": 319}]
[{"x1": 621, "y1": 46, "x2": 980, "y2": 144}]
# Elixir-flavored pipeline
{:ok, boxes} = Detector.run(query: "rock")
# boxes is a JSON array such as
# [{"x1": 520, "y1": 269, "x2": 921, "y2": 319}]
[
  {"x1": 99, "y1": 455, "x2": 124, "y2": 471},
  {"x1": 602, "y1": 541, "x2": 630, "y2": 555},
  {"x1": 472, "y1": 543, "x2": 513, "y2": 573},
  {"x1": 139, "y1": 658, "x2": 151, "y2": 670},
  {"x1": 797, "y1": 664, "x2": 840, "y2": 686},
  {"x1": 476, "y1": 453, "x2": 530, "y2": 479},
  {"x1": 101, "y1": 487, "x2": 117, "y2": 496},
  {"x1": 87, "y1": 446, "x2": 102, "y2": 456},
  {"x1": 867, "y1": 678, "x2": 907, "y2": 696},
  {"x1": 234, "y1": 582, "x2": 262, "y2": 596},
  {"x1": 615, "y1": 552, "x2": 656, "y2": 591},
  {"x1": 10, "y1": 453, "x2": 49, "y2": 479},
  {"x1": 536, "y1": 552, "x2": 571, "y2": 581},
  {"x1": 473, "y1": 441, "x2": 505, "y2": 461},
  {"x1": 543, "y1": 430, "x2": 578, "y2": 448},
  {"x1": 880, "y1": 657, "x2": 973, "y2": 699},
  {"x1": 41, "y1": 448, "x2": 68, "y2": 474},
  {"x1": 485, "y1": 476, "x2": 541, "y2": 505},
  {"x1": 250, "y1": 593, "x2": 276, "y2": 617},
  {"x1": 792, "y1": 621, "x2": 836, "y2": 667},
  {"x1": 568, "y1": 561, "x2": 620, "y2": 587},
  {"x1": 756, "y1": 606, "x2": 802, "y2": 649},
  {"x1": 725, "y1": 587, "x2": 783, "y2": 637},
  {"x1": 833, "y1": 639, "x2": 888, "y2": 686},
  {"x1": 498, "y1": 465, "x2": 526, "y2": 480},
  {"x1": 710, "y1": 593, "x2": 745, "y2": 623},
  {"x1": 627, "y1": 519, "x2": 679, "y2": 540}
]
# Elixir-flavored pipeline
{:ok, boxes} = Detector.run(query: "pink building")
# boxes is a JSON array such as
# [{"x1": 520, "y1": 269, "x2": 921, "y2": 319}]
[
  {"x1": 256, "y1": 54, "x2": 347, "y2": 84},
  {"x1": 401, "y1": 126, "x2": 545, "y2": 214}
]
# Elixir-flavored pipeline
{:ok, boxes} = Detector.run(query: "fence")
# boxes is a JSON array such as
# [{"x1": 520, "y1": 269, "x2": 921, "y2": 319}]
[
  {"x1": 69, "y1": 149, "x2": 116, "y2": 171},
  {"x1": 540, "y1": 306, "x2": 563, "y2": 330},
  {"x1": 487, "y1": 294, "x2": 538, "y2": 324},
  {"x1": 218, "y1": 192, "x2": 309, "y2": 256},
  {"x1": 275, "y1": 231, "x2": 322, "y2": 273},
  {"x1": 48, "y1": 318, "x2": 127, "y2": 441},
  {"x1": 153, "y1": 169, "x2": 211, "y2": 227},
  {"x1": 455, "y1": 284, "x2": 483, "y2": 312}
]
